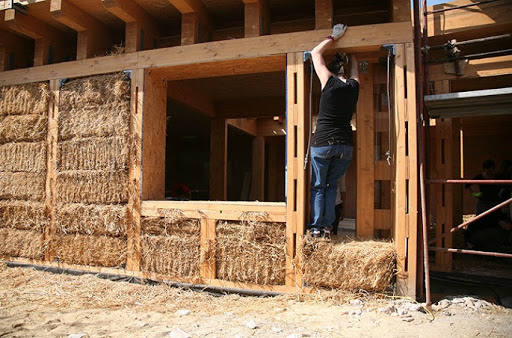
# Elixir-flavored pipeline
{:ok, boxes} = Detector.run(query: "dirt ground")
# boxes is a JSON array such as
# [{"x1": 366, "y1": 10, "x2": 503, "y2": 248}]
[{"x1": 1, "y1": 261, "x2": 511, "y2": 338}]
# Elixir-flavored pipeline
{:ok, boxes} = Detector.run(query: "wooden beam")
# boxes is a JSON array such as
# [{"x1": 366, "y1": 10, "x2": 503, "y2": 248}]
[
  {"x1": 50, "y1": 0, "x2": 112, "y2": 60},
  {"x1": 200, "y1": 218, "x2": 216, "y2": 279},
  {"x1": 0, "y1": 28, "x2": 33, "y2": 71},
  {"x1": 250, "y1": 136, "x2": 265, "y2": 200},
  {"x1": 429, "y1": 55, "x2": 512, "y2": 81},
  {"x1": 167, "y1": 81, "x2": 215, "y2": 117},
  {"x1": 392, "y1": 0, "x2": 411, "y2": 22},
  {"x1": 102, "y1": 0, "x2": 159, "y2": 52},
  {"x1": 216, "y1": 97, "x2": 285, "y2": 119},
  {"x1": 256, "y1": 118, "x2": 286, "y2": 137},
  {"x1": 0, "y1": 22, "x2": 414, "y2": 86},
  {"x1": 244, "y1": 0, "x2": 269, "y2": 37},
  {"x1": 142, "y1": 71, "x2": 167, "y2": 200},
  {"x1": 168, "y1": 0, "x2": 211, "y2": 45},
  {"x1": 210, "y1": 118, "x2": 227, "y2": 200},
  {"x1": 356, "y1": 62, "x2": 375, "y2": 238},
  {"x1": 315, "y1": 0, "x2": 332, "y2": 30},
  {"x1": 227, "y1": 118, "x2": 257, "y2": 136}
]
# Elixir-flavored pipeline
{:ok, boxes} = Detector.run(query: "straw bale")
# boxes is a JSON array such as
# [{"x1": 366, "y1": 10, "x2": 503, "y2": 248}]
[
  {"x1": 0, "y1": 172, "x2": 46, "y2": 201},
  {"x1": 0, "y1": 114, "x2": 48, "y2": 143},
  {"x1": 0, "y1": 228, "x2": 44, "y2": 259},
  {"x1": 58, "y1": 136, "x2": 129, "y2": 171},
  {"x1": 0, "y1": 82, "x2": 49, "y2": 116},
  {"x1": 0, "y1": 200, "x2": 47, "y2": 231},
  {"x1": 141, "y1": 217, "x2": 200, "y2": 236},
  {"x1": 301, "y1": 238, "x2": 396, "y2": 292},
  {"x1": 56, "y1": 170, "x2": 128, "y2": 204},
  {"x1": 141, "y1": 233, "x2": 200, "y2": 278},
  {"x1": 59, "y1": 102, "x2": 130, "y2": 141},
  {"x1": 215, "y1": 221, "x2": 286, "y2": 286},
  {"x1": 53, "y1": 233, "x2": 127, "y2": 267},
  {"x1": 0, "y1": 142, "x2": 47, "y2": 173},
  {"x1": 56, "y1": 203, "x2": 127, "y2": 237}
]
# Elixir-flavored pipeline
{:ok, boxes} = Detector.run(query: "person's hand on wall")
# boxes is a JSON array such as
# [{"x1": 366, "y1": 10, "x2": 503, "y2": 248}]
[{"x1": 331, "y1": 24, "x2": 347, "y2": 40}]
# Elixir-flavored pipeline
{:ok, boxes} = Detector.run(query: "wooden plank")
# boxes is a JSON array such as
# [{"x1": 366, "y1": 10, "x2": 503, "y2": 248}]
[
  {"x1": 374, "y1": 209, "x2": 392, "y2": 230},
  {"x1": 210, "y1": 118, "x2": 227, "y2": 200},
  {"x1": 200, "y1": 218, "x2": 216, "y2": 279},
  {"x1": 4, "y1": 9, "x2": 65, "y2": 41},
  {"x1": 142, "y1": 70, "x2": 167, "y2": 200},
  {"x1": 0, "y1": 22, "x2": 414, "y2": 86},
  {"x1": 392, "y1": 0, "x2": 411, "y2": 22},
  {"x1": 392, "y1": 44, "x2": 408, "y2": 294},
  {"x1": 256, "y1": 118, "x2": 286, "y2": 137},
  {"x1": 216, "y1": 97, "x2": 285, "y2": 119},
  {"x1": 227, "y1": 118, "x2": 258, "y2": 136},
  {"x1": 356, "y1": 62, "x2": 375, "y2": 238},
  {"x1": 250, "y1": 136, "x2": 265, "y2": 200},
  {"x1": 126, "y1": 68, "x2": 144, "y2": 271},
  {"x1": 375, "y1": 160, "x2": 392, "y2": 180},
  {"x1": 315, "y1": 0, "x2": 333, "y2": 30},
  {"x1": 167, "y1": 80, "x2": 215, "y2": 117},
  {"x1": 405, "y1": 42, "x2": 418, "y2": 297},
  {"x1": 429, "y1": 55, "x2": 512, "y2": 81},
  {"x1": 44, "y1": 79, "x2": 59, "y2": 262},
  {"x1": 0, "y1": 45, "x2": 4, "y2": 71}
]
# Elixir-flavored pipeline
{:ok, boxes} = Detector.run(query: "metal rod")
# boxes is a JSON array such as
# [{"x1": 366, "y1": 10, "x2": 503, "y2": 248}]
[
  {"x1": 427, "y1": 179, "x2": 512, "y2": 185},
  {"x1": 428, "y1": 197, "x2": 512, "y2": 245},
  {"x1": 429, "y1": 246, "x2": 512, "y2": 259},
  {"x1": 426, "y1": 0, "x2": 499, "y2": 15},
  {"x1": 423, "y1": 34, "x2": 512, "y2": 52},
  {"x1": 428, "y1": 49, "x2": 512, "y2": 64},
  {"x1": 414, "y1": 0, "x2": 431, "y2": 307}
]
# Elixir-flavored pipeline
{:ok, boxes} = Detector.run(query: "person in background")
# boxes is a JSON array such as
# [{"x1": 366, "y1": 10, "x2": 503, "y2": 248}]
[
  {"x1": 465, "y1": 159, "x2": 500, "y2": 215},
  {"x1": 332, "y1": 175, "x2": 346, "y2": 236},
  {"x1": 308, "y1": 23, "x2": 360, "y2": 239}
]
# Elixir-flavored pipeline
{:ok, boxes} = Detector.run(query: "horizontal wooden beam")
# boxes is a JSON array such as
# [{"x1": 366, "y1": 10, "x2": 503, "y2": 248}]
[
  {"x1": 0, "y1": 22, "x2": 413, "y2": 86},
  {"x1": 50, "y1": 0, "x2": 98, "y2": 32},
  {"x1": 168, "y1": 0, "x2": 206, "y2": 14},
  {"x1": 216, "y1": 97, "x2": 285, "y2": 118},
  {"x1": 167, "y1": 80, "x2": 216, "y2": 117},
  {"x1": 4, "y1": 8, "x2": 66, "y2": 42},
  {"x1": 429, "y1": 55, "x2": 512, "y2": 81},
  {"x1": 227, "y1": 118, "x2": 258, "y2": 136}
]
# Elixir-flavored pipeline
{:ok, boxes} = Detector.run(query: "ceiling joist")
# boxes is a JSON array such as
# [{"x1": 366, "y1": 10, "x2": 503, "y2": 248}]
[
  {"x1": 4, "y1": 8, "x2": 66, "y2": 42},
  {"x1": 167, "y1": 81, "x2": 216, "y2": 118}
]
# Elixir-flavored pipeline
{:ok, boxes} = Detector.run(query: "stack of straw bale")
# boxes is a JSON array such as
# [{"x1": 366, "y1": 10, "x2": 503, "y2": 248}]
[
  {"x1": 53, "y1": 73, "x2": 130, "y2": 267},
  {"x1": 0, "y1": 82, "x2": 49, "y2": 259},
  {"x1": 301, "y1": 238, "x2": 396, "y2": 291},
  {"x1": 215, "y1": 220, "x2": 286, "y2": 285},
  {"x1": 141, "y1": 215, "x2": 201, "y2": 279}
]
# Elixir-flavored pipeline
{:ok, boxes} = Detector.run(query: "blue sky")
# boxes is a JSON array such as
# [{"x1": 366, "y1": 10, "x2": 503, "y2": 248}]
[{"x1": 411, "y1": 0, "x2": 450, "y2": 5}]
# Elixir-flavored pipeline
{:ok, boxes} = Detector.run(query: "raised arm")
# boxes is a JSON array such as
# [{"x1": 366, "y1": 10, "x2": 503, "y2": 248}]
[
  {"x1": 311, "y1": 24, "x2": 347, "y2": 89},
  {"x1": 349, "y1": 54, "x2": 359, "y2": 83}
]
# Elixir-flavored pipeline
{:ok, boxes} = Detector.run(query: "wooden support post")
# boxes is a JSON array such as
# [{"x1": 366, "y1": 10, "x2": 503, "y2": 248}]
[
  {"x1": 392, "y1": 44, "x2": 409, "y2": 294},
  {"x1": 200, "y1": 218, "x2": 216, "y2": 279},
  {"x1": 168, "y1": 0, "x2": 212, "y2": 45},
  {"x1": 126, "y1": 69, "x2": 144, "y2": 271},
  {"x1": 50, "y1": 0, "x2": 113, "y2": 60},
  {"x1": 250, "y1": 136, "x2": 265, "y2": 200},
  {"x1": 285, "y1": 52, "x2": 307, "y2": 289},
  {"x1": 210, "y1": 118, "x2": 227, "y2": 200},
  {"x1": 392, "y1": 0, "x2": 411, "y2": 22},
  {"x1": 315, "y1": 0, "x2": 333, "y2": 30},
  {"x1": 356, "y1": 62, "x2": 375, "y2": 238},
  {"x1": 141, "y1": 70, "x2": 167, "y2": 200},
  {"x1": 44, "y1": 79, "x2": 59, "y2": 262},
  {"x1": 243, "y1": 0, "x2": 269, "y2": 38},
  {"x1": 102, "y1": 0, "x2": 159, "y2": 52}
]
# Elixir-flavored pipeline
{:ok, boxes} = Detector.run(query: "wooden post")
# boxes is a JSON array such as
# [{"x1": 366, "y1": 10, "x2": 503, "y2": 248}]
[
  {"x1": 44, "y1": 79, "x2": 59, "y2": 262},
  {"x1": 126, "y1": 68, "x2": 144, "y2": 271},
  {"x1": 200, "y1": 218, "x2": 216, "y2": 279},
  {"x1": 243, "y1": 0, "x2": 269, "y2": 38},
  {"x1": 250, "y1": 136, "x2": 265, "y2": 200},
  {"x1": 392, "y1": 0, "x2": 411, "y2": 22},
  {"x1": 315, "y1": 0, "x2": 332, "y2": 30},
  {"x1": 141, "y1": 70, "x2": 167, "y2": 200},
  {"x1": 356, "y1": 62, "x2": 375, "y2": 238},
  {"x1": 210, "y1": 118, "x2": 227, "y2": 200}
]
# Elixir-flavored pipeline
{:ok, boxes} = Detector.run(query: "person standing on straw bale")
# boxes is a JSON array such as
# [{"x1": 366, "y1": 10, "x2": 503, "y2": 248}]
[{"x1": 308, "y1": 24, "x2": 359, "y2": 239}]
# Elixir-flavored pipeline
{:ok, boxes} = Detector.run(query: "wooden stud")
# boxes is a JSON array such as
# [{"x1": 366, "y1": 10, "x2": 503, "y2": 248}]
[
  {"x1": 126, "y1": 68, "x2": 144, "y2": 271},
  {"x1": 315, "y1": 0, "x2": 333, "y2": 30},
  {"x1": 141, "y1": 70, "x2": 167, "y2": 200},
  {"x1": 210, "y1": 118, "x2": 227, "y2": 200},
  {"x1": 250, "y1": 136, "x2": 265, "y2": 200},
  {"x1": 168, "y1": 0, "x2": 212, "y2": 45},
  {"x1": 44, "y1": 79, "x2": 59, "y2": 262},
  {"x1": 200, "y1": 218, "x2": 216, "y2": 279},
  {"x1": 356, "y1": 62, "x2": 375, "y2": 238},
  {"x1": 244, "y1": 0, "x2": 269, "y2": 38},
  {"x1": 392, "y1": 0, "x2": 411, "y2": 22}
]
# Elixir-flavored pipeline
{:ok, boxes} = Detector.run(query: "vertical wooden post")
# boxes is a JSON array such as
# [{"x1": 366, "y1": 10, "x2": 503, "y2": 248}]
[
  {"x1": 0, "y1": 46, "x2": 5, "y2": 71},
  {"x1": 392, "y1": 0, "x2": 411, "y2": 22},
  {"x1": 356, "y1": 62, "x2": 375, "y2": 238},
  {"x1": 126, "y1": 68, "x2": 144, "y2": 271},
  {"x1": 44, "y1": 79, "x2": 59, "y2": 262},
  {"x1": 250, "y1": 136, "x2": 265, "y2": 200},
  {"x1": 210, "y1": 118, "x2": 227, "y2": 200},
  {"x1": 141, "y1": 70, "x2": 167, "y2": 200},
  {"x1": 315, "y1": 0, "x2": 333, "y2": 29},
  {"x1": 34, "y1": 39, "x2": 50, "y2": 67},
  {"x1": 285, "y1": 52, "x2": 307, "y2": 289},
  {"x1": 244, "y1": 0, "x2": 269, "y2": 38},
  {"x1": 200, "y1": 218, "x2": 216, "y2": 280}
]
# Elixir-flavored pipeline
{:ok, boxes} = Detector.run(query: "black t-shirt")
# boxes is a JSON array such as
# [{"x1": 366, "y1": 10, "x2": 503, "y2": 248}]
[
  {"x1": 465, "y1": 173, "x2": 501, "y2": 202},
  {"x1": 312, "y1": 76, "x2": 359, "y2": 147}
]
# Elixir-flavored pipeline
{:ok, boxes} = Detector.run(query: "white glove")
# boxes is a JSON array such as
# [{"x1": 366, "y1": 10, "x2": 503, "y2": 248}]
[{"x1": 331, "y1": 24, "x2": 347, "y2": 40}]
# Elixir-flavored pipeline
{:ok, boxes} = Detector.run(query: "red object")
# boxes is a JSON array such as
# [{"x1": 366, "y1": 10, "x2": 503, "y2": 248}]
[{"x1": 326, "y1": 35, "x2": 335, "y2": 42}]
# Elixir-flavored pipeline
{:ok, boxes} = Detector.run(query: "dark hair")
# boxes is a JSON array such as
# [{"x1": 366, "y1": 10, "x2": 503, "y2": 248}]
[
  {"x1": 482, "y1": 159, "x2": 496, "y2": 170},
  {"x1": 327, "y1": 53, "x2": 349, "y2": 75}
]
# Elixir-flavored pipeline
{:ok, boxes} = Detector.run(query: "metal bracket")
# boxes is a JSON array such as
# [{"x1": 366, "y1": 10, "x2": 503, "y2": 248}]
[
  {"x1": 59, "y1": 78, "x2": 68, "y2": 89},
  {"x1": 303, "y1": 51, "x2": 312, "y2": 62},
  {"x1": 359, "y1": 60, "x2": 369, "y2": 74},
  {"x1": 382, "y1": 44, "x2": 396, "y2": 56},
  {"x1": 123, "y1": 70, "x2": 132, "y2": 80}
]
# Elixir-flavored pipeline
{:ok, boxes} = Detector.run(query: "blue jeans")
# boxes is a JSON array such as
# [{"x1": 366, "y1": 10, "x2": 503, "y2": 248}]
[{"x1": 309, "y1": 144, "x2": 353, "y2": 232}]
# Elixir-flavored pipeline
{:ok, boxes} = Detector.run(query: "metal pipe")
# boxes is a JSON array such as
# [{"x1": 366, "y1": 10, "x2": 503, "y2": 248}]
[
  {"x1": 427, "y1": 179, "x2": 512, "y2": 185},
  {"x1": 428, "y1": 246, "x2": 512, "y2": 259},
  {"x1": 428, "y1": 49, "x2": 512, "y2": 64},
  {"x1": 428, "y1": 197, "x2": 512, "y2": 245},
  {"x1": 423, "y1": 34, "x2": 512, "y2": 52},
  {"x1": 426, "y1": 0, "x2": 499, "y2": 15},
  {"x1": 414, "y1": 0, "x2": 431, "y2": 307}
]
